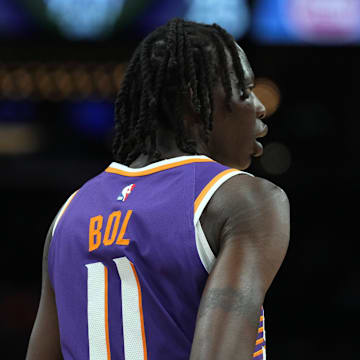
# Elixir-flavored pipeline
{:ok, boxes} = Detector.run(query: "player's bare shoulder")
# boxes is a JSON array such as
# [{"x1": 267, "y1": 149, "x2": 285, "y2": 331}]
[
  {"x1": 201, "y1": 173, "x2": 290, "y2": 259},
  {"x1": 225, "y1": 174, "x2": 288, "y2": 216}
]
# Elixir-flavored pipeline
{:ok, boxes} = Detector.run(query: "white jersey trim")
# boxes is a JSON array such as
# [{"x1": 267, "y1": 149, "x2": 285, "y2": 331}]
[
  {"x1": 109, "y1": 155, "x2": 211, "y2": 173},
  {"x1": 195, "y1": 221, "x2": 216, "y2": 273},
  {"x1": 194, "y1": 170, "x2": 254, "y2": 273}
]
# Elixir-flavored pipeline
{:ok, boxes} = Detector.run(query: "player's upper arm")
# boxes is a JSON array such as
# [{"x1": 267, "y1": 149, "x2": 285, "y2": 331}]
[
  {"x1": 190, "y1": 175, "x2": 290, "y2": 360},
  {"x1": 218, "y1": 175, "x2": 290, "y2": 292},
  {"x1": 26, "y1": 217, "x2": 63, "y2": 360}
]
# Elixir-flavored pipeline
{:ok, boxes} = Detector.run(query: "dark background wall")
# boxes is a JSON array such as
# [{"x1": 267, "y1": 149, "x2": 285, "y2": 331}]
[{"x1": 1, "y1": 0, "x2": 358, "y2": 358}]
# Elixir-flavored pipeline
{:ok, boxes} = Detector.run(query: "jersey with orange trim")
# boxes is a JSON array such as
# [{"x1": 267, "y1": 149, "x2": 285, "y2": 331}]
[{"x1": 48, "y1": 155, "x2": 266, "y2": 360}]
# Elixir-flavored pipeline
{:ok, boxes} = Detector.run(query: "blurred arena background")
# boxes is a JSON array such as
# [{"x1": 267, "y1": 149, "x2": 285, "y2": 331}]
[{"x1": 1, "y1": 0, "x2": 358, "y2": 358}]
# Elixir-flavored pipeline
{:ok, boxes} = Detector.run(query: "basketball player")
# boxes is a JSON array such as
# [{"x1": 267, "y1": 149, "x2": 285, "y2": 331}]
[{"x1": 26, "y1": 19, "x2": 289, "y2": 360}]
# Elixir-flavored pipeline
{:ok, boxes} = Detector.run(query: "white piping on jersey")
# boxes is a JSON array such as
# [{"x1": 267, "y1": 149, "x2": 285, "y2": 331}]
[
  {"x1": 263, "y1": 313, "x2": 266, "y2": 340},
  {"x1": 108, "y1": 155, "x2": 211, "y2": 172},
  {"x1": 52, "y1": 191, "x2": 78, "y2": 236},
  {"x1": 195, "y1": 221, "x2": 215, "y2": 273},
  {"x1": 194, "y1": 170, "x2": 254, "y2": 273}
]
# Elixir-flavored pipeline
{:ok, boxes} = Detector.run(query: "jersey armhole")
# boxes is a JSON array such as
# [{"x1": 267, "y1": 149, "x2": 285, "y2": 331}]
[{"x1": 194, "y1": 169, "x2": 254, "y2": 273}]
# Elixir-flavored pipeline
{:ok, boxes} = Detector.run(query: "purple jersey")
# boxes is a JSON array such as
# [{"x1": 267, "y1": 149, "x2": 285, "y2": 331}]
[{"x1": 48, "y1": 155, "x2": 266, "y2": 360}]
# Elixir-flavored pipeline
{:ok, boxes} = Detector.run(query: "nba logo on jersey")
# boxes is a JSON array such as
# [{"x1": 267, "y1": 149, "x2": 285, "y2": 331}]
[{"x1": 117, "y1": 184, "x2": 136, "y2": 202}]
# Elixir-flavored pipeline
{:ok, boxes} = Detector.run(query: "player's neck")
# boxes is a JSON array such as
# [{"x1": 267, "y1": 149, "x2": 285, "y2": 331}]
[{"x1": 128, "y1": 126, "x2": 208, "y2": 168}]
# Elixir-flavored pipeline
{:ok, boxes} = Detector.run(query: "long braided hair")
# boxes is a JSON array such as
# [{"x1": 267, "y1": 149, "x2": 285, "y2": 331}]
[{"x1": 112, "y1": 18, "x2": 247, "y2": 165}]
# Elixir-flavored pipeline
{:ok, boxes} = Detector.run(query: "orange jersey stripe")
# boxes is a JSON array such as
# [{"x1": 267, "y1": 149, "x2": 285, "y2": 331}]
[
  {"x1": 104, "y1": 267, "x2": 111, "y2": 360},
  {"x1": 130, "y1": 262, "x2": 148, "y2": 360},
  {"x1": 260, "y1": 315, "x2": 264, "y2": 322},
  {"x1": 253, "y1": 348, "x2": 263, "y2": 357},
  {"x1": 256, "y1": 338, "x2": 264, "y2": 345},
  {"x1": 258, "y1": 326, "x2": 264, "y2": 333},
  {"x1": 194, "y1": 168, "x2": 239, "y2": 213},
  {"x1": 106, "y1": 158, "x2": 214, "y2": 177}
]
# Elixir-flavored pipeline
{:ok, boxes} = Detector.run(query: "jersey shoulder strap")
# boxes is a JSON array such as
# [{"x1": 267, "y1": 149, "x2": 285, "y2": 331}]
[{"x1": 193, "y1": 161, "x2": 253, "y2": 272}]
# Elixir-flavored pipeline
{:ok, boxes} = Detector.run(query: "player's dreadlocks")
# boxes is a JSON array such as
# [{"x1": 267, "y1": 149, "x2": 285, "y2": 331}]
[{"x1": 113, "y1": 18, "x2": 247, "y2": 165}]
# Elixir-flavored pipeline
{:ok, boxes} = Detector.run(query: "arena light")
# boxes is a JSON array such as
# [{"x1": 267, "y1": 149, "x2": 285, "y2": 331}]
[
  {"x1": 0, "y1": 123, "x2": 40, "y2": 154},
  {"x1": 54, "y1": 68, "x2": 73, "y2": 99},
  {"x1": 253, "y1": 0, "x2": 360, "y2": 44},
  {"x1": 253, "y1": 78, "x2": 281, "y2": 117},
  {"x1": 14, "y1": 69, "x2": 33, "y2": 99},
  {"x1": 44, "y1": 0, "x2": 125, "y2": 40},
  {"x1": 113, "y1": 64, "x2": 126, "y2": 90},
  {"x1": 0, "y1": 63, "x2": 125, "y2": 101},
  {"x1": 185, "y1": 0, "x2": 250, "y2": 39},
  {"x1": 72, "y1": 67, "x2": 93, "y2": 98},
  {"x1": 0, "y1": 72, "x2": 15, "y2": 99},
  {"x1": 94, "y1": 68, "x2": 112, "y2": 98},
  {"x1": 35, "y1": 66, "x2": 55, "y2": 100}
]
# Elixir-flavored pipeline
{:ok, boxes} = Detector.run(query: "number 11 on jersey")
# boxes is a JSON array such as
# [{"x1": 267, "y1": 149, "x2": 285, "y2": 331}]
[{"x1": 85, "y1": 257, "x2": 148, "y2": 360}]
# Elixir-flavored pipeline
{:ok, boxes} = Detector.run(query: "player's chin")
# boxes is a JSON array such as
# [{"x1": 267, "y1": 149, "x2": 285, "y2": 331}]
[{"x1": 252, "y1": 140, "x2": 264, "y2": 158}]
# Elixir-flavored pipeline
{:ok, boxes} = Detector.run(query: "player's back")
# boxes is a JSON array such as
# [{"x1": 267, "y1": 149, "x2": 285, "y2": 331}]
[{"x1": 48, "y1": 155, "x2": 266, "y2": 360}]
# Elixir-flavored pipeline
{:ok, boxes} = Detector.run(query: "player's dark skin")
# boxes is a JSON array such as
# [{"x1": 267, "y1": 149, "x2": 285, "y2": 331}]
[{"x1": 26, "y1": 45, "x2": 290, "y2": 360}]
